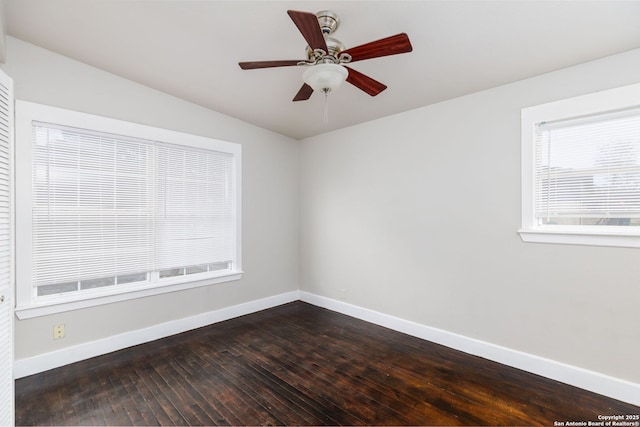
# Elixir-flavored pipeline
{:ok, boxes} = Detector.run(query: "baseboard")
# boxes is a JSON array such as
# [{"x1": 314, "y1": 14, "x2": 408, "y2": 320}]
[
  {"x1": 13, "y1": 290, "x2": 300, "y2": 379},
  {"x1": 299, "y1": 291, "x2": 640, "y2": 407}
]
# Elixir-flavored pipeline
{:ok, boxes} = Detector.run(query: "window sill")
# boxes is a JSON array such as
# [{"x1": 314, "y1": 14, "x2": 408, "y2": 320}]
[
  {"x1": 15, "y1": 271, "x2": 243, "y2": 320},
  {"x1": 518, "y1": 228, "x2": 640, "y2": 248}
]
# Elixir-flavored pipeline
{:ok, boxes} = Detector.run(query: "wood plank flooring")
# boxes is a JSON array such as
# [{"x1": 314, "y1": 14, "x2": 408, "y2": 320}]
[{"x1": 15, "y1": 301, "x2": 639, "y2": 426}]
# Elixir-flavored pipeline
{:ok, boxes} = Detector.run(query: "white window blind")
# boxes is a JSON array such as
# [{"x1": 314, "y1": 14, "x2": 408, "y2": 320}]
[
  {"x1": 31, "y1": 122, "x2": 236, "y2": 297},
  {"x1": 534, "y1": 109, "x2": 640, "y2": 227},
  {"x1": 154, "y1": 143, "x2": 234, "y2": 275},
  {"x1": 32, "y1": 123, "x2": 154, "y2": 291}
]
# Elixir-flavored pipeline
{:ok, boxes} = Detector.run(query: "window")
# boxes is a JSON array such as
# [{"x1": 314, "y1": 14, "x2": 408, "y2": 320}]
[
  {"x1": 15, "y1": 101, "x2": 242, "y2": 318},
  {"x1": 520, "y1": 82, "x2": 640, "y2": 247}
]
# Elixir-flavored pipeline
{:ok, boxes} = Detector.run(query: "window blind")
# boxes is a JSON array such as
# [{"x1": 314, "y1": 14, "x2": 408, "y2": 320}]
[
  {"x1": 154, "y1": 143, "x2": 234, "y2": 273},
  {"x1": 534, "y1": 109, "x2": 640, "y2": 226},
  {"x1": 32, "y1": 122, "x2": 235, "y2": 293},
  {"x1": 32, "y1": 123, "x2": 154, "y2": 289}
]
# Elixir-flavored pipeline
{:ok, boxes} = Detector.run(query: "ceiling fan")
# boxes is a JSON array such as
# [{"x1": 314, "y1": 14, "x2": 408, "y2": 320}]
[{"x1": 239, "y1": 10, "x2": 413, "y2": 101}]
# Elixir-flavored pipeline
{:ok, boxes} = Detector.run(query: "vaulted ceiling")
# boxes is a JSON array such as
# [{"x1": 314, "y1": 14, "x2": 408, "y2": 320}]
[{"x1": 4, "y1": 0, "x2": 640, "y2": 139}]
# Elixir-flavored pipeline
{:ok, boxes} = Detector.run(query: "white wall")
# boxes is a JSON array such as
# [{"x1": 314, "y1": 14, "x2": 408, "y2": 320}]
[
  {"x1": 2, "y1": 36, "x2": 300, "y2": 360},
  {"x1": 300, "y1": 48, "x2": 640, "y2": 384}
]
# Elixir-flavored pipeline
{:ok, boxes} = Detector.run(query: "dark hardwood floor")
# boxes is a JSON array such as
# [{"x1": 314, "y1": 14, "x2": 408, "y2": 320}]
[{"x1": 15, "y1": 301, "x2": 639, "y2": 426}]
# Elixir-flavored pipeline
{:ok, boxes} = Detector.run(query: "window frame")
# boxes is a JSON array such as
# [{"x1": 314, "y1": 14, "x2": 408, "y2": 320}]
[
  {"x1": 519, "y1": 82, "x2": 640, "y2": 248},
  {"x1": 15, "y1": 101, "x2": 243, "y2": 319}
]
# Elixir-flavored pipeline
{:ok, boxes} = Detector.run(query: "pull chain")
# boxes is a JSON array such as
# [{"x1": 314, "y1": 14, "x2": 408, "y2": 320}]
[{"x1": 323, "y1": 89, "x2": 330, "y2": 125}]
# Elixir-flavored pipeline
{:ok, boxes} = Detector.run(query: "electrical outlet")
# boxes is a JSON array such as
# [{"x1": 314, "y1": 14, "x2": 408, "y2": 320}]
[{"x1": 53, "y1": 324, "x2": 65, "y2": 340}]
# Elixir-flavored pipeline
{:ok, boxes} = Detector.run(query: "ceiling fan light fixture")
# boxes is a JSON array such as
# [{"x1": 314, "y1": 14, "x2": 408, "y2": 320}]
[{"x1": 303, "y1": 63, "x2": 348, "y2": 94}]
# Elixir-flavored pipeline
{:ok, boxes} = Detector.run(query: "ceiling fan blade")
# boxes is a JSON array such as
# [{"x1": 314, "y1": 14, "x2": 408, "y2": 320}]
[
  {"x1": 345, "y1": 67, "x2": 387, "y2": 96},
  {"x1": 341, "y1": 33, "x2": 412, "y2": 62},
  {"x1": 287, "y1": 10, "x2": 328, "y2": 52},
  {"x1": 239, "y1": 60, "x2": 301, "y2": 70},
  {"x1": 293, "y1": 83, "x2": 314, "y2": 101}
]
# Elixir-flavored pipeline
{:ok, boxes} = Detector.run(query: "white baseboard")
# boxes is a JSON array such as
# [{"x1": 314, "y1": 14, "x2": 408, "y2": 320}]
[
  {"x1": 299, "y1": 291, "x2": 640, "y2": 407},
  {"x1": 13, "y1": 290, "x2": 300, "y2": 379}
]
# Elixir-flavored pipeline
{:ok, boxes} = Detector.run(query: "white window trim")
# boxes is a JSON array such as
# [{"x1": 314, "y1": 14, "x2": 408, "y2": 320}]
[
  {"x1": 15, "y1": 101, "x2": 243, "y2": 319},
  {"x1": 519, "y1": 82, "x2": 640, "y2": 248}
]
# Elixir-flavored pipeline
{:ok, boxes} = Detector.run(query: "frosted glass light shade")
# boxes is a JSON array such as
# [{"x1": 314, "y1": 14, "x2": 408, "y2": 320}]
[{"x1": 303, "y1": 64, "x2": 348, "y2": 93}]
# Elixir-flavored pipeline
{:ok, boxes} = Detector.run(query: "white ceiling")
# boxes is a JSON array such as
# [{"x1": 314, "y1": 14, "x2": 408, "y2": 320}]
[{"x1": 3, "y1": 0, "x2": 640, "y2": 140}]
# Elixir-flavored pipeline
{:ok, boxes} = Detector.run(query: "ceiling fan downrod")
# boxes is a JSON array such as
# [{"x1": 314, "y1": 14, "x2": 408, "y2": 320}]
[
  {"x1": 316, "y1": 10, "x2": 340, "y2": 35},
  {"x1": 299, "y1": 11, "x2": 352, "y2": 66}
]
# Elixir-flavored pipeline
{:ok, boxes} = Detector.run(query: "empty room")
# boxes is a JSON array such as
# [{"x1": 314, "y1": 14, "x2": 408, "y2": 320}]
[{"x1": 0, "y1": 0, "x2": 639, "y2": 425}]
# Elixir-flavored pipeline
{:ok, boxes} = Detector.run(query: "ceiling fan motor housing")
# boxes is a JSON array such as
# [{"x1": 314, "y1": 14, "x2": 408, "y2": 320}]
[{"x1": 306, "y1": 37, "x2": 345, "y2": 62}]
